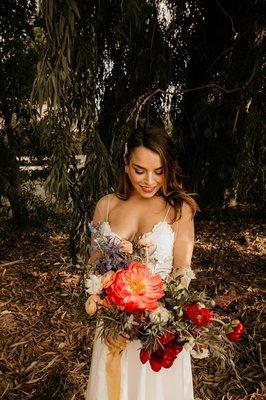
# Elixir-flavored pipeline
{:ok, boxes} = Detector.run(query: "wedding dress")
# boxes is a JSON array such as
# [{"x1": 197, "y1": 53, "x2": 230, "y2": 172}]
[{"x1": 85, "y1": 195, "x2": 194, "y2": 400}]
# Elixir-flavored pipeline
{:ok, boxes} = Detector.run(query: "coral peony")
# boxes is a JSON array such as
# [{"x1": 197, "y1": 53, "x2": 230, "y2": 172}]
[
  {"x1": 105, "y1": 262, "x2": 164, "y2": 312},
  {"x1": 184, "y1": 303, "x2": 213, "y2": 327}
]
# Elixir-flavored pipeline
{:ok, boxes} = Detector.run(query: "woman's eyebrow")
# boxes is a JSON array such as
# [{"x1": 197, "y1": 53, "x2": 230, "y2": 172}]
[{"x1": 132, "y1": 163, "x2": 163, "y2": 170}]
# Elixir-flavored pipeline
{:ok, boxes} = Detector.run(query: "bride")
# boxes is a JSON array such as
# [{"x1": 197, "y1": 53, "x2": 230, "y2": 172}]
[{"x1": 85, "y1": 126, "x2": 198, "y2": 400}]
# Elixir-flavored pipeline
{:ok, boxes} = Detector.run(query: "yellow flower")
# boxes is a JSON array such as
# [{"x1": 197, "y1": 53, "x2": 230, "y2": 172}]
[{"x1": 85, "y1": 294, "x2": 101, "y2": 316}]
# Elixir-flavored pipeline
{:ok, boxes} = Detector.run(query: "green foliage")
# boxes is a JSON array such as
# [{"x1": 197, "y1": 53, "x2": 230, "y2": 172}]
[
  {"x1": 19, "y1": 182, "x2": 69, "y2": 228},
  {"x1": 0, "y1": 0, "x2": 44, "y2": 225},
  {"x1": 33, "y1": 0, "x2": 81, "y2": 110},
  {"x1": 173, "y1": 0, "x2": 265, "y2": 207},
  {"x1": 32, "y1": 0, "x2": 262, "y2": 256},
  {"x1": 11, "y1": 0, "x2": 264, "y2": 251}
]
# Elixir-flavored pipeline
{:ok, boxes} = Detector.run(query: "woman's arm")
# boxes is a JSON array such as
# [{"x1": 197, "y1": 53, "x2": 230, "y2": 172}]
[
  {"x1": 89, "y1": 196, "x2": 108, "y2": 262},
  {"x1": 92, "y1": 196, "x2": 107, "y2": 223},
  {"x1": 172, "y1": 201, "x2": 195, "y2": 288}
]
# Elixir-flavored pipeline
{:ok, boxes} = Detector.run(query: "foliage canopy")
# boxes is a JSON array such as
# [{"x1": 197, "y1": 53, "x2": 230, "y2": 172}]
[{"x1": 0, "y1": 1, "x2": 264, "y2": 248}]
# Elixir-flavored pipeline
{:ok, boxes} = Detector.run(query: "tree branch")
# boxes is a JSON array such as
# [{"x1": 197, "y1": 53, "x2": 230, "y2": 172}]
[
  {"x1": 126, "y1": 61, "x2": 258, "y2": 127},
  {"x1": 216, "y1": 0, "x2": 237, "y2": 36}
]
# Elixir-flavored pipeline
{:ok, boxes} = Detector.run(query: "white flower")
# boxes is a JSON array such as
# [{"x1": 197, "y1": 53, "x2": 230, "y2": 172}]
[
  {"x1": 196, "y1": 302, "x2": 206, "y2": 309},
  {"x1": 184, "y1": 338, "x2": 195, "y2": 352},
  {"x1": 85, "y1": 274, "x2": 103, "y2": 294},
  {"x1": 184, "y1": 268, "x2": 196, "y2": 280},
  {"x1": 149, "y1": 306, "x2": 170, "y2": 325},
  {"x1": 125, "y1": 315, "x2": 134, "y2": 330},
  {"x1": 190, "y1": 348, "x2": 209, "y2": 359},
  {"x1": 101, "y1": 222, "x2": 111, "y2": 236}
]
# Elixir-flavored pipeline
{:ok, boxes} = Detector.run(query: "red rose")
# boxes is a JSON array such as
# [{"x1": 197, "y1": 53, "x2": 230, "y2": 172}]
[
  {"x1": 184, "y1": 303, "x2": 213, "y2": 327},
  {"x1": 227, "y1": 321, "x2": 245, "y2": 341}
]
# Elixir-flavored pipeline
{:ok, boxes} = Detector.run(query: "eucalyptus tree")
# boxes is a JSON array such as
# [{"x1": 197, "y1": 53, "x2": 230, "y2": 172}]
[
  {"x1": 33, "y1": 0, "x2": 180, "y2": 257},
  {"x1": 177, "y1": 0, "x2": 265, "y2": 207},
  {"x1": 0, "y1": 0, "x2": 38, "y2": 225},
  {"x1": 34, "y1": 0, "x2": 264, "y2": 256}
]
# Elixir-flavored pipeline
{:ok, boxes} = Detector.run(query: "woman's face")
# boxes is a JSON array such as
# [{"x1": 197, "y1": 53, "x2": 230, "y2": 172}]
[{"x1": 125, "y1": 146, "x2": 165, "y2": 198}]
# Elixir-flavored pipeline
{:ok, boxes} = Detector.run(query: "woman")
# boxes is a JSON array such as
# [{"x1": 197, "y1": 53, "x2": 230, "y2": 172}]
[{"x1": 85, "y1": 126, "x2": 198, "y2": 400}]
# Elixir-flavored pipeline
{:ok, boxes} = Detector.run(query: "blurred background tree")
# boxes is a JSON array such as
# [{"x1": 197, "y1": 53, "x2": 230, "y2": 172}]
[
  {"x1": 178, "y1": 0, "x2": 265, "y2": 207},
  {"x1": 0, "y1": 0, "x2": 39, "y2": 225},
  {"x1": 0, "y1": 0, "x2": 264, "y2": 255}
]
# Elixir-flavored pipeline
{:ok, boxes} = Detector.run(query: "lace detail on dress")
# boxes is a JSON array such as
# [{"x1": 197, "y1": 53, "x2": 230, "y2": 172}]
[
  {"x1": 98, "y1": 220, "x2": 175, "y2": 279},
  {"x1": 141, "y1": 221, "x2": 175, "y2": 278}
]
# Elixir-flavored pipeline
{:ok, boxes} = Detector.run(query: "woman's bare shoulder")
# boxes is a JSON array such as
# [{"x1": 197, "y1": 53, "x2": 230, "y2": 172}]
[
  {"x1": 180, "y1": 201, "x2": 194, "y2": 220},
  {"x1": 96, "y1": 193, "x2": 120, "y2": 210},
  {"x1": 170, "y1": 200, "x2": 193, "y2": 223}
]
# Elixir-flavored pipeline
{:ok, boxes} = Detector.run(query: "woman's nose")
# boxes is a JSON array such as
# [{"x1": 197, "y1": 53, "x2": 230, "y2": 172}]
[{"x1": 144, "y1": 173, "x2": 154, "y2": 185}]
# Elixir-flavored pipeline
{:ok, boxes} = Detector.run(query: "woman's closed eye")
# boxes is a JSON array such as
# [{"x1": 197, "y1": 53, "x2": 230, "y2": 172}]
[{"x1": 134, "y1": 169, "x2": 163, "y2": 175}]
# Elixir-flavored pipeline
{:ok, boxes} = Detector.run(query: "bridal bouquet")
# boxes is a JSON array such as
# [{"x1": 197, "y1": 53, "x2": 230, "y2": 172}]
[{"x1": 84, "y1": 222, "x2": 244, "y2": 372}]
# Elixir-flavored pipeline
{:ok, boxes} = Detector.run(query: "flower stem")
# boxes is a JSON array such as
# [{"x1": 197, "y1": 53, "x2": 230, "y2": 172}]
[{"x1": 211, "y1": 317, "x2": 227, "y2": 327}]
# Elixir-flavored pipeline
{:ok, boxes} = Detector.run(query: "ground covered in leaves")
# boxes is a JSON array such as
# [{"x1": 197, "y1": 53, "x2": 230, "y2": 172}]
[{"x1": 0, "y1": 210, "x2": 265, "y2": 400}]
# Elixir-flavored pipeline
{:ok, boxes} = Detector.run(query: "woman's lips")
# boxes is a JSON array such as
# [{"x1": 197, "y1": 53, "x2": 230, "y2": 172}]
[{"x1": 140, "y1": 186, "x2": 157, "y2": 193}]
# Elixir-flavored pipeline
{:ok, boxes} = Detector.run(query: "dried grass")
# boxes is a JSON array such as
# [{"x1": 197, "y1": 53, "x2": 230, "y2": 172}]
[{"x1": 0, "y1": 219, "x2": 265, "y2": 399}]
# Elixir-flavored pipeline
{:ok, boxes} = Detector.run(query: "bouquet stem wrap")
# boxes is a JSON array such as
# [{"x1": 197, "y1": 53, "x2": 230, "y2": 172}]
[{"x1": 105, "y1": 335, "x2": 128, "y2": 400}]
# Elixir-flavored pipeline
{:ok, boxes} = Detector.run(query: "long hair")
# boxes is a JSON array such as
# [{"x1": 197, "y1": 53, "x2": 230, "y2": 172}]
[{"x1": 115, "y1": 126, "x2": 199, "y2": 222}]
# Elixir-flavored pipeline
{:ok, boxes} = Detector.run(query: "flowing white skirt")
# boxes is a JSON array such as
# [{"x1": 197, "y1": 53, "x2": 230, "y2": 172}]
[{"x1": 85, "y1": 329, "x2": 194, "y2": 400}]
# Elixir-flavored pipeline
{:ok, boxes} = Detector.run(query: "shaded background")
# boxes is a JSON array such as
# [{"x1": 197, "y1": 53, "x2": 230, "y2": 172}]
[{"x1": 0, "y1": 1, "x2": 265, "y2": 399}]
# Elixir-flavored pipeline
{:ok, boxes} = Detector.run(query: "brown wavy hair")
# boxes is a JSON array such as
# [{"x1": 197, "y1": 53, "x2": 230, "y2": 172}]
[{"x1": 115, "y1": 126, "x2": 199, "y2": 222}]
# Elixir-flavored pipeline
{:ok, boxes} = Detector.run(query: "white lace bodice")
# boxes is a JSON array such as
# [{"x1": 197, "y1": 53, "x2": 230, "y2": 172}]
[{"x1": 99, "y1": 220, "x2": 175, "y2": 279}]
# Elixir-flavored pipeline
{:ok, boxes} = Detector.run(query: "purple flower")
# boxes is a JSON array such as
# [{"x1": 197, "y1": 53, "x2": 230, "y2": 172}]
[{"x1": 88, "y1": 222, "x2": 133, "y2": 274}]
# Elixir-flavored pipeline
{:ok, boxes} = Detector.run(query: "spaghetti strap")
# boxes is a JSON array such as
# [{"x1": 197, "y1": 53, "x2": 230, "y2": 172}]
[
  {"x1": 163, "y1": 205, "x2": 171, "y2": 222},
  {"x1": 106, "y1": 194, "x2": 111, "y2": 222}
]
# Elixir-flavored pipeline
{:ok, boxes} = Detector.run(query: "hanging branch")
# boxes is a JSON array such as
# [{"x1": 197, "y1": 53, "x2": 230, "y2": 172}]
[
  {"x1": 126, "y1": 60, "x2": 260, "y2": 128},
  {"x1": 126, "y1": 84, "x2": 240, "y2": 127},
  {"x1": 215, "y1": 0, "x2": 237, "y2": 36}
]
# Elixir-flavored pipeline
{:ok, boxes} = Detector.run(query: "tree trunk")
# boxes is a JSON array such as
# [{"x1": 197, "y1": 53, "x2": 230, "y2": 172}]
[
  {"x1": 7, "y1": 158, "x2": 28, "y2": 226},
  {"x1": 0, "y1": 120, "x2": 28, "y2": 227},
  {"x1": 0, "y1": 57, "x2": 29, "y2": 226}
]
